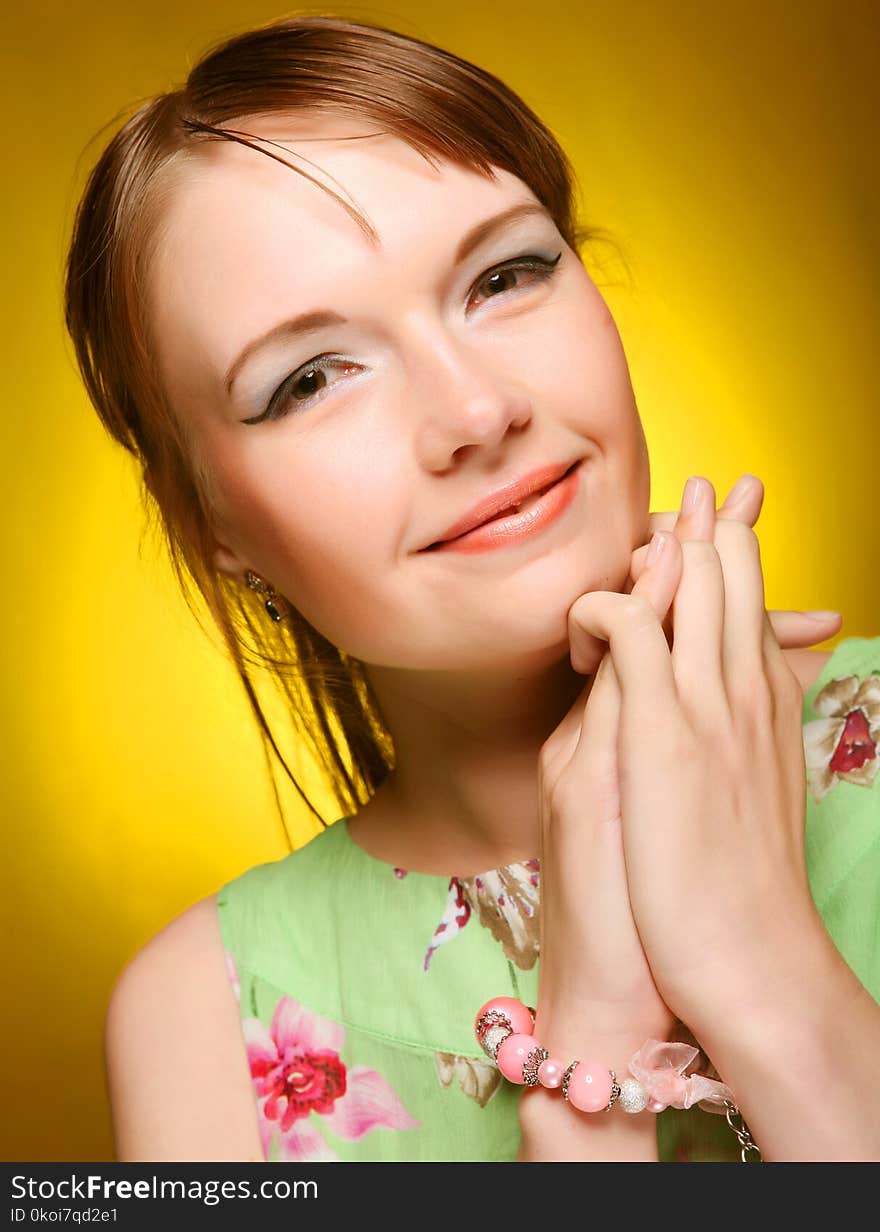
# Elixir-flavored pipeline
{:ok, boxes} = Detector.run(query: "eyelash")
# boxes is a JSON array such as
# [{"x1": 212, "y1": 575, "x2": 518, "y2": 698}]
[{"x1": 242, "y1": 251, "x2": 564, "y2": 425}]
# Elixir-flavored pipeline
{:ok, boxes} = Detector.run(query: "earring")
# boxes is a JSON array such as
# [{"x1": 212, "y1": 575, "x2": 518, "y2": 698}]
[{"x1": 244, "y1": 570, "x2": 289, "y2": 623}]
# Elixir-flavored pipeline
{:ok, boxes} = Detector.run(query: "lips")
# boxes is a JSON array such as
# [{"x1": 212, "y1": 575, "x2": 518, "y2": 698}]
[{"x1": 422, "y1": 459, "x2": 580, "y2": 550}]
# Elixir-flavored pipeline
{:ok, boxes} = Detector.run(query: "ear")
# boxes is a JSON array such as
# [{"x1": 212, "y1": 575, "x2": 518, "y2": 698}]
[
  {"x1": 211, "y1": 538, "x2": 249, "y2": 580},
  {"x1": 196, "y1": 504, "x2": 251, "y2": 579},
  {"x1": 187, "y1": 505, "x2": 250, "y2": 581},
  {"x1": 194, "y1": 494, "x2": 250, "y2": 580}
]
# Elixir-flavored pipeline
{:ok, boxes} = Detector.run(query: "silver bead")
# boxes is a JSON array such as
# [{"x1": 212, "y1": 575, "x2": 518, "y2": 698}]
[
  {"x1": 617, "y1": 1076, "x2": 649, "y2": 1113},
  {"x1": 480, "y1": 1024, "x2": 511, "y2": 1060},
  {"x1": 475, "y1": 1010, "x2": 513, "y2": 1061}
]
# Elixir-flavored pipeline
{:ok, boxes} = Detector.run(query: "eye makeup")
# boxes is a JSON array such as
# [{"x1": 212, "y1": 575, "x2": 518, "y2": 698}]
[{"x1": 241, "y1": 249, "x2": 563, "y2": 425}]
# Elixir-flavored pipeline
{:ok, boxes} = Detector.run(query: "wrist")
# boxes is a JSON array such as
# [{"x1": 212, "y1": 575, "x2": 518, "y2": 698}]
[
  {"x1": 677, "y1": 926, "x2": 880, "y2": 1161},
  {"x1": 688, "y1": 908, "x2": 848, "y2": 1050},
  {"x1": 476, "y1": 995, "x2": 725, "y2": 1162},
  {"x1": 533, "y1": 1000, "x2": 676, "y2": 1069},
  {"x1": 694, "y1": 920, "x2": 864, "y2": 1089},
  {"x1": 516, "y1": 1009, "x2": 660, "y2": 1162},
  {"x1": 517, "y1": 1081, "x2": 659, "y2": 1161}
]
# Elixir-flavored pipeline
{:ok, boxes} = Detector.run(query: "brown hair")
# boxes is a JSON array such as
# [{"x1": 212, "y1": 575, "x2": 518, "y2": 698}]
[{"x1": 63, "y1": 12, "x2": 622, "y2": 845}]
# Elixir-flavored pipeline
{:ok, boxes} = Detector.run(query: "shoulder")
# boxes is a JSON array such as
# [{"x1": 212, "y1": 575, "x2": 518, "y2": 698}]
[
  {"x1": 215, "y1": 827, "x2": 343, "y2": 962},
  {"x1": 105, "y1": 894, "x2": 264, "y2": 1162},
  {"x1": 782, "y1": 647, "x2": 835, "y2": 695},
  {"x1": 218, "y1": 827, "x2": 342, "y2": 915},
  {"x1": 106, "y1": 896, "x2": 225, "y2": 1030}
]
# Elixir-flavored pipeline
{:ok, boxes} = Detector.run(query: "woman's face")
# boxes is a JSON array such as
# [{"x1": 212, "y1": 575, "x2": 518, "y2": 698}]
[{"x1": 149, "y1": 113, "x2": 650, "y2": 671}]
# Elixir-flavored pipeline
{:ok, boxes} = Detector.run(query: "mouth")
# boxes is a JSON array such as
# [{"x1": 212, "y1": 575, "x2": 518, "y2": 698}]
[{"x1": 421, "y1": 459, "x2": 582, "y2": 553}]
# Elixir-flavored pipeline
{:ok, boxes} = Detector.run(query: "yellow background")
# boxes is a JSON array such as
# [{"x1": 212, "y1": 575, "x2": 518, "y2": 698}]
[{"x1": 3, "y1": 1, "x2": 877, "y2": 1160}]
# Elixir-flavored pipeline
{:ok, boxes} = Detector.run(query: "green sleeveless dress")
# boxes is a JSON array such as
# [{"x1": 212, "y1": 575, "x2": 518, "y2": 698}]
[{"x1": 216, "y1": 635, "x2": 880, "y2": 1162}]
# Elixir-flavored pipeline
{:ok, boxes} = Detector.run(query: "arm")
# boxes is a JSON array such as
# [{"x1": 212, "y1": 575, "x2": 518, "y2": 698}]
[
  {"x1": 689, "y1": 918, "x2": 880, "y2": 1162},
  {"x1": 522, "y1": 477, "x2": 841, "y2": 1161},
  {"x1": 104, "y1": 894, "x2": 264, "y2": 1162},
  {"x1": 578, "y1": 478, "x2": 880, "y2": 1162}
]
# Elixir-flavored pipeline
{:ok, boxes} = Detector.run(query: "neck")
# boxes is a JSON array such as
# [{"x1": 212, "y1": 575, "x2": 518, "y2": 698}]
[{"x1": 351, "y1": 652, "x2": 590, "y2": 876}]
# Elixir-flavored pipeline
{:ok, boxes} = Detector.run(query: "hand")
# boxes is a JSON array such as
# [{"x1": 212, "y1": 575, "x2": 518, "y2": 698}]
[
  {"x1": 567, "y1": 476, "x2": 825, "y2": 1037},
  {"x1": 637, "y1": 475, "x2": 841, "y2": 651},
  {"x1": 532, "y1": 479, "x2": 748, "y2": 1051},
  {"x1": 535, "y1": 628, "x2": 676, "y2": 1056}
]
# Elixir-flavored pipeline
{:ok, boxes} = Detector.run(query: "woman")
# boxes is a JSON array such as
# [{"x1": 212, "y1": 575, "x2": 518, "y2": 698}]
[{"x1": 63, "y1": 15, "x2": 880, "y2": 1162}]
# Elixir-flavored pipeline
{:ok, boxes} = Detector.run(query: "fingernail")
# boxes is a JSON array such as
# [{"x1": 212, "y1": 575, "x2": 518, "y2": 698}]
[
  {"x1": 682, "y1": 476, "x2": 703, "y2": 514},
  {"x1": 726, "y1": 474, "x2": 757, "y2": 506},
  {"x1": 646, "y1": 530, "x2": 669, "y2": 566},
  {"x1": 805, "y1": 610, "x2": 840, "y2": 621}
]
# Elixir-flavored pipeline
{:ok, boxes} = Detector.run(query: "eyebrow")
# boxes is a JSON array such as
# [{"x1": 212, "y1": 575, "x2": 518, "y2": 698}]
[{"x1": 223, "y1": 199, "x2": 553, "y2": 397}]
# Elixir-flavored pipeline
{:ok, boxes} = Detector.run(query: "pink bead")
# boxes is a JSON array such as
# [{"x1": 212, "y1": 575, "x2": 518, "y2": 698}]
[
  {"x1": 537, "y1": 1057, "x2": 566, "y2": 1089},
  {"x1": 566, "y1": 1061, "x2": 614, "y2": 1113},
  {"x1": 474, "y1": 996, "x2": 534, "y2": 1040},
  {"x1": 496, "y1": 1033, "x2": 538, "y2": 1084},
  {"x1": 647, "y1": 1097, "x2": 668, "y2": 1113}
]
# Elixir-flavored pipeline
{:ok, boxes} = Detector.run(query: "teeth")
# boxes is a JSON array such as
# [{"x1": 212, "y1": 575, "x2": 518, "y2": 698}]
[
  {"x1": 468, "y1": 473, "x2": 566, "y2": 536},
  {"x1": 505, "y1": 488, "x2": 545, "y2": 516}
]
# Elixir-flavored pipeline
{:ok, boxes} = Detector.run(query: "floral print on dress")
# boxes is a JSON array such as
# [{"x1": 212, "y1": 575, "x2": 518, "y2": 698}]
[
  {"x1": 422, "y1": 877, "x2": 471, "y2": 971},
  {"x1": 434, "y1": 1051, "x2": 504, "y2": 1107},
  {"x1": 422, "y1": 860, "x2": 541, "y2": 972},
  {"x1": 224, "y1": 955, "x2": 420, "y2": 1162},
  {"x1": 803, "y1": 667, "x2": 880, "y2": 801}
]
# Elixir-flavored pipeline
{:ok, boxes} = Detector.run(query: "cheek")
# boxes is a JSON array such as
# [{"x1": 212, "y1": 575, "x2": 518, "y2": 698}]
[
  {"x1": 207, "y1": 440, "x2": 410, "y2": 653},
  {"x1": 524, "y1": 279, "x2": 639, "y2": 424},
  {"x1": 545, "y1": 294, "x2": 648, "y2": 500},
  {"x1": 536, "y1": 287, "x2": 651, "y2": 562}
]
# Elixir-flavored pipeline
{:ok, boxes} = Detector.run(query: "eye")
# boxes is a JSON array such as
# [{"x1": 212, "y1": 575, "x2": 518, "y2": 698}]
[
  {"x1": 242, "y1": 356, "x2": 362, "y2": 425},
  {"x1": 242, "y1": 250, "x2": 564, "y2": 425},
  {"x1": 467, "y1": 251, "x2": 563, "y2": 311}
]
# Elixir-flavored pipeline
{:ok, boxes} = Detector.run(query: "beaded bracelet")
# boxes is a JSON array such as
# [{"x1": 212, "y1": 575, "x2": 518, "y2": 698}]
[{"x1": 475, "y1": 996, "x2": 761, "y2": 1161}]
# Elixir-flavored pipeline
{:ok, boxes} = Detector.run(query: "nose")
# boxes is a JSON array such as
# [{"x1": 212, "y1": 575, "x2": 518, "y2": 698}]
[{"x1": 409, "y1": 329, "x2": 534, "y2": 472}]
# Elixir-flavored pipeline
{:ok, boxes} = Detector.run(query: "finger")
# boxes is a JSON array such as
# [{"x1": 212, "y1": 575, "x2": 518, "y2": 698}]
[
  {"x1": 718, "y1": 477, "x2": 773, "y2": 676},
  {"x1": 767, "y1": 609, "x2": 842, "y2": 647},
  {"x1": 567, "y1": 529, "x2": 682, "y2": 800},
  {"x1": 635, "y1": 468, "x2": 719, "y2": 635},
  {"x1": 567, "y1": 651, "x2": 621, "y2": 783},
  {"x1": 570, "y1": 530, "x2": 682, "y2": 675},
  {"x1": 551, "y1": 519, "x2": 686, "y2": 772},
  {"x1": 633, "y1": 473, "x2": 763, "y2": 678},
  {"x1": 675, "y1": 474, "x2": 717, "y2": 540},
  {"x1": 570, "y1": 531, "x2": 681, "y2": 760},
  {"x1": 643, "y1": 472, "x2": 764, "y2": 543},
  {"x1": 644, "y1": 512, "x2": 680, "y2": 539},
  {"x1": 712, "y1": 519, "x2": 773, "y2": 699},
  {"x1": 636, "y1": 480, "x2": 840, "y2": 655},
  {"x1": 632, "y1": 475, "x2": 761, "y2": 583},
  {"x1": 568, "y1": 532, "x2": 682, "y2": 739},
  {"x1": 717, "y1": 473, "x2": 764, "y2": 523},
  {"x1": 629, "y1": 553, "x2": 841, "y2": 652},
  {"x1": 667, "y1": 478, "x2": 728, "y2": 714}
]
